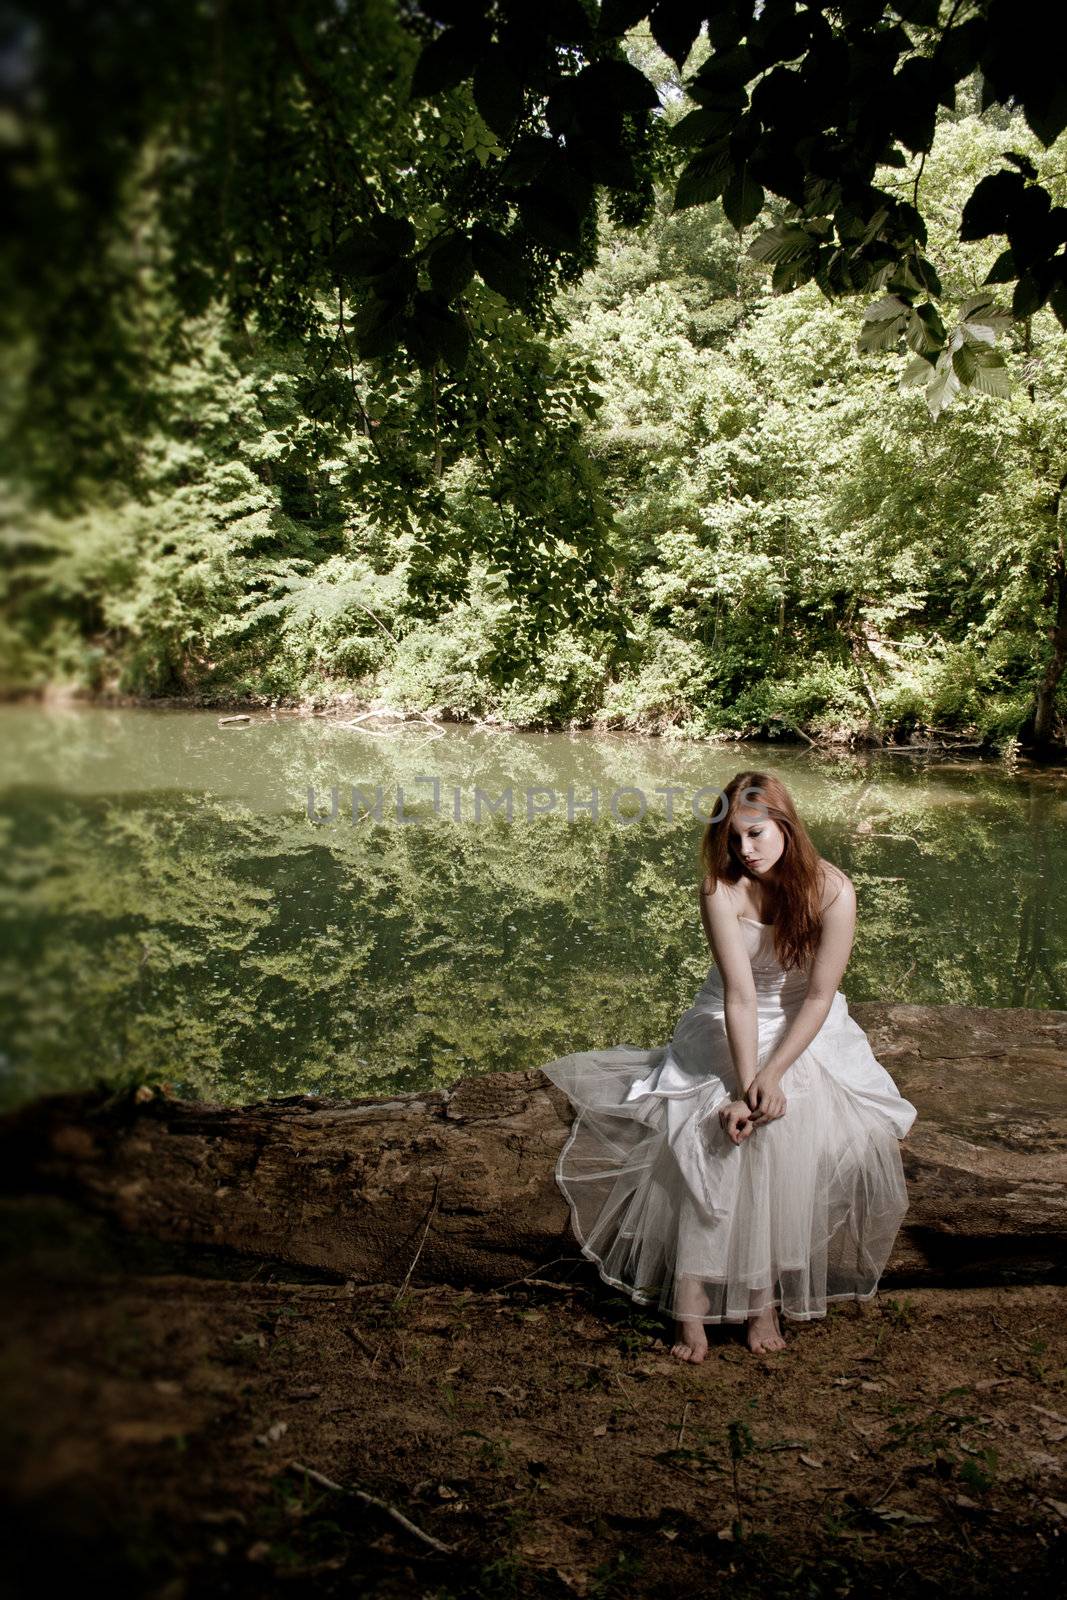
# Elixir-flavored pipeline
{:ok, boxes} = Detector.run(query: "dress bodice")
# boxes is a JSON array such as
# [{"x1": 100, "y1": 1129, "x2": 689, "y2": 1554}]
[{"x1": 730, "y1": 915, "x2": 811, "y2": 996}]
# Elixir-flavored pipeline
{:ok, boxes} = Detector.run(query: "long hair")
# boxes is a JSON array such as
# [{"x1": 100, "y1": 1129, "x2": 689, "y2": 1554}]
[{"x1": 699, "y1": 771, "x2": 826, "y2": 972}]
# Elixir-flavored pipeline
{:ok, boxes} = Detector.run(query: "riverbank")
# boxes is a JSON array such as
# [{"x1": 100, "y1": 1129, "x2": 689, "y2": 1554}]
[{"x1": 4, "y1": 680, "x2": 1061, "y2": 766}]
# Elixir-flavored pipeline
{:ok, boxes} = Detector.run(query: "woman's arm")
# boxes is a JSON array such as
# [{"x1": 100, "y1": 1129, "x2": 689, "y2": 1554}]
[
  {"x1": 701, "y1": 876, "x2": 759, "y2": 1092},
  {"x1": 756, "y1": 875, "x2": 857, "y2": 1085}
]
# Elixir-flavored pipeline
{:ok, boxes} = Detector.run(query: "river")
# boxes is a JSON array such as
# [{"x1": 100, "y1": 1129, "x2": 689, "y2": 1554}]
[{"x1": 1, "y1": 705, "x2": 1064, "y2": 1110}]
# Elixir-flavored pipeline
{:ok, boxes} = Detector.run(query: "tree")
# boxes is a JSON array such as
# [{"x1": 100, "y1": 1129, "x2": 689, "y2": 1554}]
[{"x1": 3, "y1": 1, "x2": 1066, "y2": 675}]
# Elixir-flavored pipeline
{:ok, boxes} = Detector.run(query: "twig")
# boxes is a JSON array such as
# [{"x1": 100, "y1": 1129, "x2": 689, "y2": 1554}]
[
  {"x1": 991, "y1": 1314, "x2": 1037, "y2": 1353},
  {"x1": 613, "y1": 1372, "x2": 638, "y2": 1412},
  {"x1": 510, "y1": 1277, "x2": 584, "y2": 1293},
  {"x1": 288, "y1": 1462, "x2": 454, "y2": 1555},
  {"x1": 496, "y1": 1259, "x2": 588, "y2": 1291},
  {"x1": 677, "y1": 1400, "x2": 691, "y2": 1448},
  {"x1": 337, "y1": 706, "x2": 443, "y2": 729},
  {"x1": 343, "y1": 1326, "x2": 380, "y2": 1360},
  {"x1": 393, "y1": 1173, "x2": 442, "y2": 1304},
  {"x1": 869, "y1": 1467, "x2": 906, "y2": 1508},
  {"x1": 349, "y1": 598, "x2": 400, "y2": 646},
  {"x1": 770, "y1": 714, "x2": 818, "y2": 746}
]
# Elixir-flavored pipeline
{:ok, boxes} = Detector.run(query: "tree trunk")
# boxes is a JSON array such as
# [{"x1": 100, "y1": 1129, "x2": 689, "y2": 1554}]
[
  {"x1": 3, "y1": 1003, "x2": 1065, "y2": 1291},
  {"x1": 1029, "y1": 473, "x2": 1067, "y2": 750}
]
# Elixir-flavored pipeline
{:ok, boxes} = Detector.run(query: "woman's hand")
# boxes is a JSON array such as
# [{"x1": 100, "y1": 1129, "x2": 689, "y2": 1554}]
[
  {"x1": 717, "y1": 1099, "x2": 755, "y2": 1146},
  {"x1": 745, "y1": 1068, "x2": 786, "y2": 1125}
]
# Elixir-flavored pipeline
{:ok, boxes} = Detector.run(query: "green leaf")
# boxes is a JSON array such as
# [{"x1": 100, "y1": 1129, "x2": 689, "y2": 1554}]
[
  {"x1": 958, "y1": 293, "x2": 1011, "y2": 331},
  {"x1": 983, "y1": 248, "x2": 1017, "y2": 284},
  {"x1": 1002, "y1": 150, "x2": 1039, "y2": 180},
  {"x1": 540, "y1": 0, "x2": 594, "y2": 42},
  {"x1": 405, "y1": 294, "x2": 471, "y2": 372},
  {"x1": 1021, "y1": 83, "x2": 1067, "y2": 148},
  {"x1": 771, "y1": 253, "x2": 818, "y2": 292},
  {"x1": 857, "y1": 313, "x2": 907, "y2": 354},
  {"x1": 970, "y1": 350, "x2": 1012, "y2": 398},
  {"x1": 862, "y1": 294, "x2": 911, "y2": 322},
  {"x1": 669, "y1": 105, "x2": 736, "y2": 147},
  {"x1": 905, "y1": 303, "x2": 945, "y2": 355},
  {"x1": 893, "y1": 0, "x2": 941, "y2": 23},
  {"x1": 933, "y1": 18, "x2": 984, "y2": 89},
  {"x1": 960, "y1": 170, "x2": 1027, "y2": 242},
  {"x1": 722, "y1": 168, "x2": 764, "y2": 231},
  {"x1": 473, "y1": 53, "x2": 524, "y2": 138},
  {"x1": 575, "y1": 58, "x2": 661, "y2": 114},
  {"x1": 427, "y1": 233, "x2": 475, "y2": 299},
  {"x1": 959, "y1": 319, "x2": 996, "y2": 347},
  {"x1": 409, "y1": 28, "x2": 484, "y2": 99},
  {"x1": 499, "y1": 135, "x2": 556, "y2": 188},
  {"x1": 650, "y1": 1, "x2": 706, "y2": 69},
  {"x1": 597, "y1": 1, "x2": 650, "y2": 38},
  {"x1": 470, "y1": 225, "x2": 530, "y2": 303},
  {"x1": 691, "y1": 44, "x2": 755, "y2": 93},
  {"x1": 892, "y1": 57, "x2": 937, "y2": 154},
  {"x1": 569, "y1": 135, "x2": 640, "y2": 191},
  {"x1": 673, "y1": 144, "x2": 733, "y2": 211},
  {"x1": 517, "y1": 185, "x2": 586, "y2": 252},
  {"x1": 900, "y1": 354, "x2": 934, "y2": 389},
  {"x1": 924, "y1": 351, "x2": 961, "y2": 419},
  {"x1": 1012, "y1": 270, "x2": 1045, "y2": 317},
  {"x1": 354, "y1": 294, "x2": 407, "y2": 360},
  {"x1": 951, "y1": 341, "x2": 978, "y2": 384},
  {"x1": 748, "y1": 11, "x2": 813, "y2": 70},
  {"x1": 910, "y1": 257, "x2": 942, "y2": 296},
  {"x1": 747, "y1": 225, "x2": 816, "y2": 266},
  {"x1": 333, "y1": 217, "x2": 417, "y2": 283}
]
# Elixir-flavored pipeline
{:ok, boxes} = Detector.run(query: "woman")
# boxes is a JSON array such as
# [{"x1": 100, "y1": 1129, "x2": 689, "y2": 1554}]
[{"x1": 540, "y1": 770, "x2": 917, "y2": 1361}]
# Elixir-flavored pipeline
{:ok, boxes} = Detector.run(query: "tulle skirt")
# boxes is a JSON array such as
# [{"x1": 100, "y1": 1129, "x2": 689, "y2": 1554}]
[{"x1": 540, "y1": 966, "x2": 917, "y2": 1325}]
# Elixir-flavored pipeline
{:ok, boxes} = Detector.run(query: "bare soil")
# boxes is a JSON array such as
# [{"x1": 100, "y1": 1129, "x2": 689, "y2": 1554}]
[{"x1": 1, "y1": 1195, "x2": 1064, "y2": 1600}]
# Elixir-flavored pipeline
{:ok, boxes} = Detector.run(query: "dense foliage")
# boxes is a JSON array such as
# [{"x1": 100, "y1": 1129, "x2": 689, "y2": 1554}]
[{"x1": 1, "y1": 8, "x2": 1066, "y2": 749}]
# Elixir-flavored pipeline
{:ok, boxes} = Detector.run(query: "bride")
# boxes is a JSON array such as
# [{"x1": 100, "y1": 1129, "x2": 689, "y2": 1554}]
[{"x1": 540, "y1": 770, "x2": 917, "y2": 1361}]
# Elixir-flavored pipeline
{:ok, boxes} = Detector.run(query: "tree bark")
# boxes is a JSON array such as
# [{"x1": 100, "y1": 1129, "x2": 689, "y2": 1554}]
[{"x1": 1030, "y1": 477, "x2": 1067, "y2": 749}]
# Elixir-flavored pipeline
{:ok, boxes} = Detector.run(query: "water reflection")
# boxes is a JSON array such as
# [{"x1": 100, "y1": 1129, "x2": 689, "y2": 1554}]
[{"x1": 1, "y1": 706, "x2": 1064, "y2": 1110}]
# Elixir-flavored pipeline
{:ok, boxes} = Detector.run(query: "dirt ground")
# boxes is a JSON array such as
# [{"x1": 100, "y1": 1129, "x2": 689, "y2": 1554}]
[{"x1": 1, "y1": 1195, "x2": 1064, "y2": 1600}]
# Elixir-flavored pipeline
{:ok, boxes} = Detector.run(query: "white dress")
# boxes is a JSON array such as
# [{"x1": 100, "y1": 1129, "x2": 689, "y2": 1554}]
[{"x1": 540, "y1": 914, "x2": 917, "y2": 1324}]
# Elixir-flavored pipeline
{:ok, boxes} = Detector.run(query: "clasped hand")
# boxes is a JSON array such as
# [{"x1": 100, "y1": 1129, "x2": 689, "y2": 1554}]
[{"x1": 717, "y1": 1068, "x2": 787, "y2": 1145}]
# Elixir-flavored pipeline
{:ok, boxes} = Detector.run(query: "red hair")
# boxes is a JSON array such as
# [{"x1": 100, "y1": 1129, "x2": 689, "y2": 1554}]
[{"x1": 699, "y1": 771, "x2": 828, "y2": 972}]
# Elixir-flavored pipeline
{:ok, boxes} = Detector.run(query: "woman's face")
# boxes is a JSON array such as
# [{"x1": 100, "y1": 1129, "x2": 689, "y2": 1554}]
[{"x1": 730, "y1": 805, "x2": 786, "y2": 876}]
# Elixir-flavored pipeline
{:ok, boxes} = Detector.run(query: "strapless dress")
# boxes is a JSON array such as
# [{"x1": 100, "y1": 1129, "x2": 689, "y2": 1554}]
[{"x1": 540, "y1": 915, "x2": 917, "y2": 1324}]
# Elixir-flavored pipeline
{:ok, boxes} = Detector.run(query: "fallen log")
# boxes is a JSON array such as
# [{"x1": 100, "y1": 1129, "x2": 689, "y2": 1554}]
[{"x1": 2, "y1": 1004, "x2": 1064, "y2": 1292}]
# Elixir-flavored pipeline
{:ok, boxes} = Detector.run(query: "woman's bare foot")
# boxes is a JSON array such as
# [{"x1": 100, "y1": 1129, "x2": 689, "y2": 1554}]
[
  {"x1": 745, "y1": 1304, "x2": 786, "y2": 1353},
  {"x1": 671, "y1": 1278, "x2": 710, "y2": 1361},
  {"x1": 671, "y1": 1318, "x2": 708, "y2": 1362}
]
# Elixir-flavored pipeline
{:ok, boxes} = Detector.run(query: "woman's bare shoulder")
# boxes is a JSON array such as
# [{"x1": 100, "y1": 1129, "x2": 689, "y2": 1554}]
[
  {"x1": 818, "y1": 861, "x2": 854, "y2": 914},
  {"x1": 700, "y1": 873, "x2": 739, "y2": 909}
]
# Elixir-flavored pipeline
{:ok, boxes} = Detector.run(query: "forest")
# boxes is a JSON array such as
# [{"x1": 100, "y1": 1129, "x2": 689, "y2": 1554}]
[{"x1": 2, "y1": 5, "x2": 1066, "y2": 755}]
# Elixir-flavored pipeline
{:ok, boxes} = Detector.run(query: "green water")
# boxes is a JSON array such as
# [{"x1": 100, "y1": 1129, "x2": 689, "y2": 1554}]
[{"x1": 1, "y1": 705, "x2": 1064, "y2": 1111}]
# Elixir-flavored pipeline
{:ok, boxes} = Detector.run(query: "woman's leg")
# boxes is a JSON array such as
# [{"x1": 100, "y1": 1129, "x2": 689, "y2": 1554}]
[
  {"x1": 745, "y1": 1283, "x2": 785, "y2": 1353},
  {"x1": 670, "y1": 1274, "x2": 710, "y2": 1363}
]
